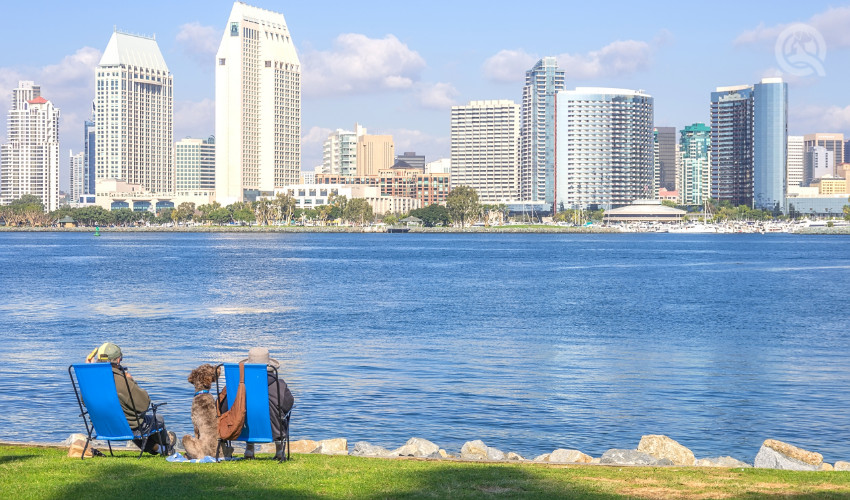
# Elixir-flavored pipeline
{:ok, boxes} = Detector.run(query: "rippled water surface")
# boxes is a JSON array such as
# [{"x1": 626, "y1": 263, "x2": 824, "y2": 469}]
[{"x1": 1, "y1": 232, "x2": 848, "y2": 462}]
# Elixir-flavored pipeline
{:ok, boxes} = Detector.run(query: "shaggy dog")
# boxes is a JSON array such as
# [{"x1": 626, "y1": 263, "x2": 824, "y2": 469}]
[{"x1": 182, "y1": 364, "x2": 219, "y2": 459}]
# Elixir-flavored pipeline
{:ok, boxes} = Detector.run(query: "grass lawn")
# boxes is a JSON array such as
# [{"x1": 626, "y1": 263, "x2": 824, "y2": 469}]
[{"x1": 2, "y1": 445, "x2": 850, "y2": 499}]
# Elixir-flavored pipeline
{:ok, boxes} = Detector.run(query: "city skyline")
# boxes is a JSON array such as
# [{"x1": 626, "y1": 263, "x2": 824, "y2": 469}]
[{"x1": 1, "y1": 1, "x2": 849, "y2": 192}]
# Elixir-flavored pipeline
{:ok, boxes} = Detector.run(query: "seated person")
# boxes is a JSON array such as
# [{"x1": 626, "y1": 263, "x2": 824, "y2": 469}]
[
  {"x1": 86, "y1": 342, "x2": 176, "y2": 455},
  {"x1": 220, "y1": 347, "x2": 294, "y2": 459}
]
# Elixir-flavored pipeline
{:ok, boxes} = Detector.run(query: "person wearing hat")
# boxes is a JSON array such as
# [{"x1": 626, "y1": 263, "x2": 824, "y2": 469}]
[
  {"x1": 86, "y1": 342, "x2": 176, "y2": 455},
  {"x1": 226, "y1": 347, "x2": 294, "y2": 459}
]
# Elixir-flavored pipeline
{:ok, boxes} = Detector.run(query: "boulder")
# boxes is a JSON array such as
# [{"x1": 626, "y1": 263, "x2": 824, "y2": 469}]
[
  {"x1": 695, "y1": 456, "x2": 751, "y2": 468},
  {"x1": 289, "y1": 439, "x2": 319, "y2": 454},
  {"x1": 533, "y1": 453, "x2": 551, "y2": 462},
  {"x1": 590, "y1": 457, "x2": 601, "y2": 464},
  {"x1": 822, "y1": 463, "x2": 834, "y2": 471},
  {"x1": 637, "y1": 435, "x2": 695, "y2": 466},
  {"x1": 313, "y1": 438, "x2": 348, "y2": 455},
  {"x1": 486, "y1": 447, "x2": 506, "y2": 461},
  {"x1": 754, "y1": 444, "x2": 820, "y2": 471},
  {"x1": 256, "y1": 443, "x2": 276, "y2": 454},
  {"x1": 834, "y1": 461, "x2": 850, "y2": 471},
  {"x1": 506, "y1": 452, "x2": 525, "y2": 461},
  {"x1": 64, "y1": 433, "x2": 88, "y2": 446},
  {"x1": 67, "y1": 439, "x2": 92, "y2": 458},
  {"x1": 762, "y1": 439, "x2": 823, "y2": 466},
  {"x1": 352, "y1": 442, "x2": 392, "y2": 457},
  {"x1": 549, "y1": 449, "x2": 593, "y2": 464},
  {"x1": 391, "y1": 437, "x2": 440, "y2": 458},
  {"x1": 600, "y1": 449, "x2": 674, "y2": 466},
  {"x1": 460, "y1": 440, "x2": 489, "y2": 460},
  {"x1": 438, "y1": 449, "x2": 449, "y2": 458}
]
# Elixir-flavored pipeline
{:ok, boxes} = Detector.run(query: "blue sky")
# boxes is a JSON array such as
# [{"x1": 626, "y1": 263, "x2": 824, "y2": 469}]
[{"x1": 1, "y1": 0, "x2": 848, "y2": 190}]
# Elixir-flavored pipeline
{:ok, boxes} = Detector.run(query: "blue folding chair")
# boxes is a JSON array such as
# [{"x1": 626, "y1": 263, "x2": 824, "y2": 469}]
[
  {"x1": 69, "y1": 362, "x2": 166, "y2": 459},
  {"x1": 215, "y1": 363, "x2": 292, "y2": 461}
]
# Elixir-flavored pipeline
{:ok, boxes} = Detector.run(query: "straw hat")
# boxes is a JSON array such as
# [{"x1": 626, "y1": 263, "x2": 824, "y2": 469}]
[{"x1": 240, "y1": 347, "x2": 279, "y2": 368}]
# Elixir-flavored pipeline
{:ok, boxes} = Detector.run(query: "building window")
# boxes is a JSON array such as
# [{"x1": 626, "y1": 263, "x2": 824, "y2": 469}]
[
  {"x1": 265, "y1": 61, "x2": 272, "y2": 67},
  {"x1": 230, "y1": 23, "x2": 239, "y2": 36},
  {"x1": 219, "y1": 58, "x2": 226, "y2": 66}
]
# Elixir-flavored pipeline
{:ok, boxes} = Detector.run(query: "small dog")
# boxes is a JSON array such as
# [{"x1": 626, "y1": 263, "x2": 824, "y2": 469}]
[{"x1": 182, "y1": 364, "x2": 219, "y2": 459}]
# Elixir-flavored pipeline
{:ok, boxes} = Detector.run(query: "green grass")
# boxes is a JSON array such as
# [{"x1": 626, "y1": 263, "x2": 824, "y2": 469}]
[{"x1": 3, "y1": 445, "x2": 850, "y2": 499}]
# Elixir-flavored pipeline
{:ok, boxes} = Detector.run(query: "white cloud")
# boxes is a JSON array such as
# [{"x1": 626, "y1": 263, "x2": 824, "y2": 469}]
[
  {"x1": 791, "y1": 104, "x2": 850, "y2": 134},
  {"x1": 735, "y1": 6, "x2": 850, "y2": 47},
  {"x1": 174, "y1": 99, "x2": 215, "y2": 139},
  {"x1": 482, "y1": 36, "x2": 662, "y2": 83},
  {"x1": 176, "y1": 22, "x2": 219, "y2": 67},
  {"x1": 302, "y1": 126, "x2": 333, "y2": 146},
  {"x1": 387, "y1": 128, "x2": 449, "y2": 160},
  {"x1": 302, "y1": 33, "x2": 426, "y2": 97},
  {"x1": 300, "y1": 126, "x2": 333, "y2": 170},
  {"x1": 415, "y1": 82, "x2": 460, "y2": 110}
]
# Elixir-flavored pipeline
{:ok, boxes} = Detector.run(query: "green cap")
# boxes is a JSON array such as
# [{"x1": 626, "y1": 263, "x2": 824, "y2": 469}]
[{"x1": 96, "y1": 342, "x2": 122, "y2": 362}]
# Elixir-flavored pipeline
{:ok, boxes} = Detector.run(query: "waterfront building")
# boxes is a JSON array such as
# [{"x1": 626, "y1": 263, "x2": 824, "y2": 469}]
[
  {"x1": 216, "y1": 2, "x2": 301, "y2": 204},
  {"x1": 710, "y1": 78, "x2": 787, "y2": 211},
  {"x1": 323, "y1": 124, "x2": 365, "y2": 176},
  {"x1": 70, "y1": 151, "x2": 84, "y2": 204},
  {"x1": 653, "y1": 127, "x2": 676, "y2": 193},
  {"x1": 787, "y1": 135, "x2": 804, "y2": 188},
  {"x1": 317, "y1": 167, "x2": 451, "y2": 207},
  {"x1": 95, "y1": 30, "x2": 173, "y2": 194},
  {"x1": 95, "y1": 178, "x2": 214, "y2": 213},
  {"x1": 83, "y1": 117, "x2": 95, "y2": 195},
  {"x1": 678, "y1": 123, "x2": 711, "y2": 206},
  {"x1": 804, "y1": 133, "x2": 844, "y2": 176},
  {"x1": 276, "y1": 183, "x2": 420, "y2": 215},
  {"x1": 0, "y1": 81, "x2": 60, "y2": 211},
  {"x1": 554, "y1": 87, "x2": 654, "y2": 210},
  {"x1": 451, "y1": 100, "x2": 520, "y2": 203},
  {"x1": 395, "y1": 151, "x2": 426, "y2": 170},
  {"x1": 175, "y1": 136, "x2": 216, "y2": 191},
  {"x1": 804, "y1": 145, "x2": 834, "y2": 185},
  {"x1": 520, "y1": 57, "x2": 564, "y2": 205},
  {"x1": 810, "y1": 176, "x2": 847, "y2": 195},
  {"x1": 356, "y1": 135, "x2": 394, "y2": 176},
  {"x1": 301, "y1": 170, "x2": 315, "y2": 184}
]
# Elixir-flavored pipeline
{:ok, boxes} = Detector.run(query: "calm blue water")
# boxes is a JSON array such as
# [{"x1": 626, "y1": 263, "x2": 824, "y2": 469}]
[{"x1": 1, "y1": 232, "x2": 848, "y2": 463}]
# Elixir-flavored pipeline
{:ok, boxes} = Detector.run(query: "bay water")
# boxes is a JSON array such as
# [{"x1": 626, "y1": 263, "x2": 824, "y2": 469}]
[{"x1": 1, "y1": 232, "x2": 848, "y2": 462}]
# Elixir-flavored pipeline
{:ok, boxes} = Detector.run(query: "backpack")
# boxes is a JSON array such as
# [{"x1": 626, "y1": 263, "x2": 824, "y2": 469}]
[{"x1": 217, "y1": 362, "x2": 246, "y2": 440}]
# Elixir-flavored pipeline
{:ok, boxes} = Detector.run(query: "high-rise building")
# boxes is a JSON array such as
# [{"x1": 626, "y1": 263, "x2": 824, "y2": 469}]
[
  {"x1": 395, "y1": 152, "x2": 426, "y2": 170},
  {"x1": 845, "y1": 140, "x2": 850, "y2": 168},
  {"x1": 95, "y1": 30, "x2": 173, "y2": 194},
  {"x1": 322, "y1": 124, "x2": 365, "y2": 176},
  {"x1": 803, "y1": 146, "x2": 833, "y2": 185},
  {"x1": 710, "y1": 78, "x2": 787, "y2": 211},
  {"x1": 653, "y1": 127, "x2": 676, "y2": 193},
  {"x1": 678, "y1": 123, "x2": 711, "y2": 206},
  {"x1": 356, "y1": 135, "x2": 394, "y2": 176},
  {"x1": 803, "y1": 133, "x2": 844, "y2": 176},
  {"x1": 520, "y1": 57, "x2": 564, "y2": 205},
  {"x1": 450, "y1": 100, "x2": 520, "y2": 203},
  {"x1": 787, "y1": 136, "x2": 804, "y2": 189},
  {"x1": 175, "y1": 136, "x2": 216, "y2": 191},
  {"x1": 216, "y1": 2, "x2": 301, "y2": 204},
  {"x1": 69, "y1": 151, "x2": 84, "y2": 204},
  {"x1": 555, "y1": 88, "x2": 654, "y2": 210},
  {"x1": 0, "y1": 81, "x2": 60, "y2": 211},
  {"x1": 83, "y1": 118, "x2": 95, "y2": 195}
]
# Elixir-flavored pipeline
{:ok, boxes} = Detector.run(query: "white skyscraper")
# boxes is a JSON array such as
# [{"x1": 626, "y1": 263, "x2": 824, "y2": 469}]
[
  {"x1": 451, "y1": 100, "x2": 520, "y2": 203},
  {"x1": 216, "y1": 2, "x2": 301, "y2": 204},
  {"x1": 69, "y1": 151, "x2": 84, "y2": 204},
  {"x1": 0, "y1": 81, "x2": 60, "y2": 211},
  {"x1": 175, "y1": 137, "x2": 216, "y2": 191},
  {"x1": 520, "y1": 57, "x2": 564, "y2": 204},
  {"x1": 323, "y1": 124, "x2": 365, "y2": 176},
  {"x1": 787, "y1": 135, "x2": 804, "y2": 189}
]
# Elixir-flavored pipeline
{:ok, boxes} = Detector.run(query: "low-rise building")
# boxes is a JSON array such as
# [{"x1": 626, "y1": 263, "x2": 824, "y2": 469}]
[{"x1": 95, "y1": 179, "x2": 214, "y2": 212}]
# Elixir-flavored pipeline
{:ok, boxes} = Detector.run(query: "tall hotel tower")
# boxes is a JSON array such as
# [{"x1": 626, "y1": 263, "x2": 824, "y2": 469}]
[
  {"x1": 0, "y1": 81, "x2": 60, "y2": 211},
  {"x1": 95, "y1": 31, "x2": 173, "y2": 193},
  {"x1": 520, "y1": 57, "x2": 564, "y2": 206},
  {"x1": 451, "y1": 100, "x2": 520, "y2": 203},
  {"x1": 216, "y1": 2, "x2": 301, "y2": 204}
]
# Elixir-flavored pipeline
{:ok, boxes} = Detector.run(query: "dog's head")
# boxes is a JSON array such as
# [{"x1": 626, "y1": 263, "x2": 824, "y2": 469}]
[{"x1": 188, "y1": 364, "x2": 218, "y2": 391}]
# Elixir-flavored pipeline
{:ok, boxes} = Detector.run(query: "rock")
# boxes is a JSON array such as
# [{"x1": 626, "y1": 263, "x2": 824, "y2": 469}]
[
  {"x1": 313, "y1": 438, "x2": 348, "y2": 455},
  {"x1": 834, "y1": 461, "x2": 850, "y2": 471},
  {"x1": 549, "y1": 449, "x2": 593, "y2": 464},
  {"x1": 391, "y1": 437, "x2": 440, "y2": 458},
  {"x1": 637, "y1": 435, "x2": 695, "y2": 466},
  {"x1": 695, "y1": 456, "x2": 752, "y2": 468},
  {"x1": 64, "y1": 433, "x2": 88, "y2": 446},
  {"x1": 754, "y1": 445, "x2": 820, "y2": 471},
  {"x1": 600, "y1": 449, "x2": 673, "y2": 466},
  {"x1": 506, "y1": 452, "x2": 525, "y2": 461},
  {"x1": 352, "y1": 442, "x2": 392, "y2": 457},
  {"x1": 289, "y1": 439, "x2": 319, "y2": 454},
  {"x1": 438, "y1": 449, "x2": 448, "y2": 458},
  {"x1": 460, "y1": 440, "x2": 489, "y2": 460},
  {"x1": 67, "y1": 439, "x2": 92, "y2": 458},
  {"x1": 486, "y1": 447, "x2": 506, "y2": 461},
  {"x1": 533, "y1": 453, "x2": 551, "y2": 462},
  {"x1": 762, "y1": 439, "x2": 823, "y2": 466},
  {"x1": 822, "y1": 463, "x2": 834, "y2": 471},
  {"x1": 590, "y1": 457, "x2": 601, "y2": 464},
  {"x1": 424, "y1": 451, "x2": 444, "y2": 459},
  {"x1": 256, "y1": 443, "x2": 276, "y2": 454}
]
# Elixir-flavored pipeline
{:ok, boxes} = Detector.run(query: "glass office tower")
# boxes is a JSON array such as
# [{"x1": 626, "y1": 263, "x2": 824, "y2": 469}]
[{"x1": 752, "y1": 78, "x2": 787, "y2": 212}]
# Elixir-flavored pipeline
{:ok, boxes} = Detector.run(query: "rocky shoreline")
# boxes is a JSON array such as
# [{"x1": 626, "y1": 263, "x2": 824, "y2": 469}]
[{"x1": 54, "y1": 433, "x2": 850, "y2": 471}]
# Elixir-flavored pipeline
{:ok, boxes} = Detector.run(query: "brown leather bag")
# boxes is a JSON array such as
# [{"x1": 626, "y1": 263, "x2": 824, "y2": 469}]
[{"x1": 217, "y1": 362, "x2": 247, "y2": 440}]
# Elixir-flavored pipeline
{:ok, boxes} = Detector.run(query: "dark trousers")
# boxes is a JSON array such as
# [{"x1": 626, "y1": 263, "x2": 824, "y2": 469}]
[{"x1": 131, "y1": 413, "x2": 168, "y2": 454}]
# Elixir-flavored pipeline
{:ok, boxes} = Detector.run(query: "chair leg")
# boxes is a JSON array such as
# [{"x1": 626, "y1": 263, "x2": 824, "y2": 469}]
[
  {"x1": 108, "y1": 442, "x2": 114, "y2": 457},
  {"x1": 81, "y1": 439, "x2": 90, "y2": 461},
  {"x1": 137, "y1": 437, "x2": 147, "y2": 459}
]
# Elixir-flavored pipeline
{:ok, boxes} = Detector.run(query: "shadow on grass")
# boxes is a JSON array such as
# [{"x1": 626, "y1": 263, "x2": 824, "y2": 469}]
[{"x1": 0, "y1": 454, "x2": 37, "y2": 464}]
